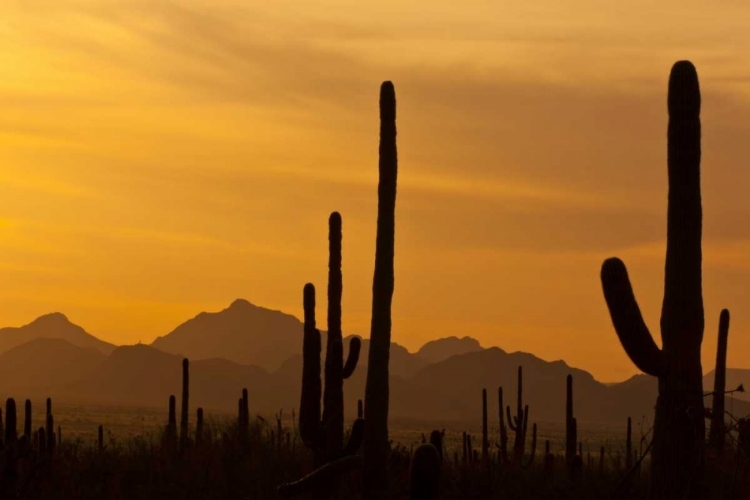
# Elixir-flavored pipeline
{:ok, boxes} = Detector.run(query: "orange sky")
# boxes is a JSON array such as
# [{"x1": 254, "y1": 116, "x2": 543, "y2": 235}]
[{"x1": 2, "y1": 0, "x2": 750, "y2": 382}]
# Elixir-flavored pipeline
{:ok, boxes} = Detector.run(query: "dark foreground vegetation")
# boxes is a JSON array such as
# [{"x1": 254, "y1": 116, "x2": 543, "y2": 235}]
[{"x1": 1, "y1": 60, "x2": 747, "y2": 499}]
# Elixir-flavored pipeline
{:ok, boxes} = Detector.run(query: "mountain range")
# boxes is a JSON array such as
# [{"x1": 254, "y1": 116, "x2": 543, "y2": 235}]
[{"x1": 1, "y1": 300, "x2": 748, "y2": 425}]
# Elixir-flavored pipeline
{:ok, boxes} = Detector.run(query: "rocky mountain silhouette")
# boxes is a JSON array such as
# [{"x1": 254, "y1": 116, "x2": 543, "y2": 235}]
[
  {"x1": 150, "y1": 299, "x2": 308, "y2": 372},
  {"x1": 2, "y1": 307, "x2": 749, "y2": 426},
  {"x1": 0, "y1": 312, "x2": 116, "y2": 356}
]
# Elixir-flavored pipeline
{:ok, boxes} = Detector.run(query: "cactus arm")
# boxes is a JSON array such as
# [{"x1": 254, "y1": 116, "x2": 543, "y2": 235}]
[
  {"x1": 277, "y1": 455, "x2": 363, "y2": 498},
  {"x1": 300, "y1": 283, "x2": 323, "y2": 450},
  {"x1": 342, "y1": 337, "x2": 361, "y2": 380},
  {"x1": 601, "y1": 258, "x2": 667, "y2": 377},
  {"x1": 506, "y1": 406, "x2": 518, "y2": 432},
  {"x1": 342, "y1": 417, "x2": 364, "y2": 457}
]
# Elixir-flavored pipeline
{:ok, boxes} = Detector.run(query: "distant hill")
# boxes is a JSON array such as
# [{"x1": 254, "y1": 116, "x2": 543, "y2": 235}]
[
  {"x1": 150, "y1": 299, "x2": 305, "y2": 372},
  {"x1": 9, "y1": 335, "x2": 748, "y2": 426},
  {"x1": 0, "y1": 313, "x2": 116, "y2": 356},
  {"x1": 3, "y1": 304, "x2": 750, "y2": 427},
  {"x1": 150, "y1": 299, "x2": 435, "y2": 375},
  {"x1": 415, "y1": 336, "x2": 483, "y2": 365},
  {"x1": 0, "y1": 337, "x2": 105, "y2": 391}
]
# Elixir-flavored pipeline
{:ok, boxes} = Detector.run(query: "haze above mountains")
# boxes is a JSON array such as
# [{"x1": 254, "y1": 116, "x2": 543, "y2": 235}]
[{"x1": 1, "y1": 299, "x2": 747, "y2": 425}]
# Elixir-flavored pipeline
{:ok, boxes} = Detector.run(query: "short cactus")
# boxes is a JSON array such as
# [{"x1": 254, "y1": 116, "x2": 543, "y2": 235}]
[{"x1": 409, "y1": 443, "x2": 441, "y2": 500}]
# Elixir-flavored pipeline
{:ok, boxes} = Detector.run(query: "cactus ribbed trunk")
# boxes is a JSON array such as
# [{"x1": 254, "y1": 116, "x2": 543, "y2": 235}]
[
  {"x1": 498, "y1": 387, "x2": 508, "y2": 463},
  {"x1": 46, "y1": 412, "x2": 54, "y2": 452},
  {"x1": 481, "y1": 389, "x2": 489, "y2": 466},
  {"x1": 566, "y1": 374, "x2": 575, "y2": 464},
  {"x1": 363, "y1": 81, "x2": 398, "y2": 500},
  {"x1": 709, "y1": 309, "x2": 730, "y2": 454},
  {"x1": 323, "y1": 212, "x2": 345, "y2": 459},
  {"x1": 506, "y1": 366, "x2": 527, "y2": 463},
  {"x1": 180, "y1": 358, "x2": 189, "y2": 450},
  {"x1": 600, "y1": 61, "x2": 705, "y2": 500},
  {"x1": 5, "y1": 398, "x2": 17, "y2": 446},
  {"x1": 196, "y1": 408, "x2": 204, "y2": 445},
  {"x1": 24, "y1": 400, "x2": 31, "y2": 441},
  {"x1": 299, "y1": 283, "x2": 323, "y2": 463}
]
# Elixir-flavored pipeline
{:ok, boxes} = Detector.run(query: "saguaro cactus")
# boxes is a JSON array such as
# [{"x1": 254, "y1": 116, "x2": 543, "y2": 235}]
[
  {"x1": 196, "y1": 407, "x2": 204, "y2": 445},
  {"x1": 566, "y1": 375, "x2": 576, "y2": 464},
  {"x1": 180, "y1": 358, "x2": 189, "y2": 450},
  {"x1": 363, "y1": 80, "x2": 399, "y2": 500},
  {"x1": 299, "y1": 278, "x2": 362, "y2": 466},
  {"x1": 481, "y1": 388, "x2": 489, "y2": 466},
  {"x1": 5, "y1": 398, "x2": 17, "y2": 446},
  {"x1": 600, "y1": 61, "x2": 705, "y2": 500},
  {"x1": 506, "y1": 366, "x2": 529, "y2": 463},
  {"x1": 165, "y1": 395, "x2": 177, "y2": 447},
  {"x1": 24, "y1": 400, "x2": 31, "y2": 441},
  {"x1": 498, "y1": 387, "x2": 508, "y2": 463},
  {"x1": 709, "y1": 309, "x2": 730, "y2": 454}
]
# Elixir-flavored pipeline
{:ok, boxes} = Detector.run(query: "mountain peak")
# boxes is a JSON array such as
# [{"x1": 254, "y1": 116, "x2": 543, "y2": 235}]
[
  {"x1": 31, "y1": 312, "x2": 71, "y2": 325},
  {"x1": 228, "y1": 298, "x2": 253, "y2": 309},
  {"x1": 415, "y1": 336, "x2": 484, "y2": 365}
]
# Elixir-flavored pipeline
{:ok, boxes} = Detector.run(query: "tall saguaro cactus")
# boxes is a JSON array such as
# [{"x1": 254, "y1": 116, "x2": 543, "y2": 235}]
[
  {"x1": 709, "y1": 309, "x2": 730, "y2": 454},
  {"x1": 565, "y1": 375, "x2": 576, "y2": 465},
  {"x1": 498, "y1": 387, "x2": 508, "y2": 463},
  {"x1": 363, "y1": 81, "x2": 399, "y2": 499},
  {"x1": 600, "y1": 61, "x2": 705, "y2": 500},
  {"x1": 322, "y1": 212, "x2": 362, "y2": 459},
  {"x1": 481, "y1": 389, "x2": 489, "y2": 466}
]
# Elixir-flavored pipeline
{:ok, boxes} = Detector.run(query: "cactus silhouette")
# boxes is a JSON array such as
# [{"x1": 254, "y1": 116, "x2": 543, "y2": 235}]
[
  {"x1": 565, "y1": 374, "x2": 576, "y2": 465},
  {"x1": 98, "y1": 425, "x2": 104, "y2": 453},
  {"x1": 506, "y1": 366, "x2": 528, "y2": 463},
  {"x1": 46, "y1": 412, "x2": 55, "y2": 452},
  {"x1": 5, "y1": 398, "x2": 17, "y2": 446},
  {"x1": 600, "y1": 60, "x2": 705, "y2": 500},
  {"x1": 239, "y1": 388, "x2": 250, "y2": 447},
  {"x1": 299, "y1": 213, "x2": 363, "y2": 466},
  {"x1": 323, "y1": 212, "x2": 361, "y2": 458},
  {"x1": 165, "y1": 395, "x2": 177, "y2": 448},
  {"x1": 429, "y1": 430, "x2": 444, "y2": 462},
  {"x1": 409, "y1": 443, "x2": 441, "y2": 500},
  {"x1": 709, "y1": 309, "x2": 730, "y2": 454},
  {"x1": 196, "y1": 407, "x2": 204, "y2": 445},
  {"x1": 497, "y1": 387, "x2": 508, "y2": 463},
  {"x1": 38, "y1": 427, "x2": 46, "y2": 454},
  {"x1": 180, "y1": 358, "x2": 189, "y2": 451},
  {"x1": 481, "y1": 388, "x2": 489, "y2": 466},
  {"x1": 23, "y1": 400, "x2": 31, "y2": 442},
  {"x1": 362, "y1": 80, "x2": 399, "y2": 500}
]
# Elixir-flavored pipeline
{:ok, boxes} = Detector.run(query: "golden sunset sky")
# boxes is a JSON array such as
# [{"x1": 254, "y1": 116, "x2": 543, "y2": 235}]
[{"x1": 2, "y1": 0, "x2": 750, "y2": 382}]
